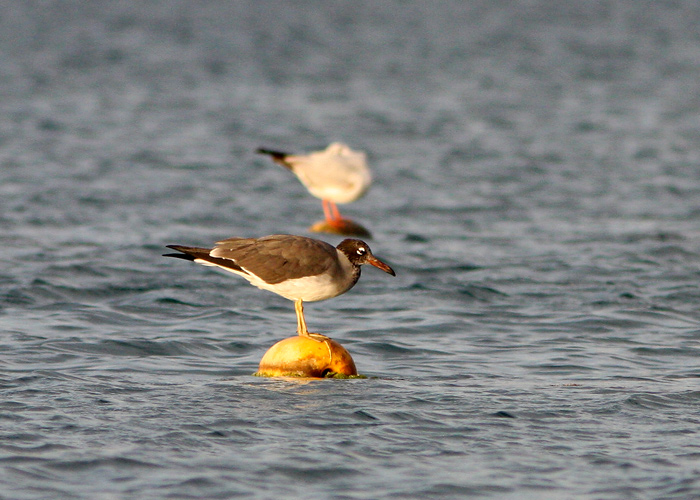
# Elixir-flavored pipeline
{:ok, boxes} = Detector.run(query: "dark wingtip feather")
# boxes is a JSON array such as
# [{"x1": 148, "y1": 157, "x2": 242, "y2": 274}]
[
  {"x1": 256, "y1": 148, "x2": 293, "y2": 168},
  {"x1": 163, "y1": 252, "x2": 196, "y2": 261},
  {"x1": 256, "y1": 147, "x2": 289, "y2": 158},
  {"x1": 163, "y1": 245, "x2": 198, "y2": 261}
]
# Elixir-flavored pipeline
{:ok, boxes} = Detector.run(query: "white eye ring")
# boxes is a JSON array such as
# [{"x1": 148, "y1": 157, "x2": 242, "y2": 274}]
[{"x1": 357, "y1": 247, "x2": 366, "y2": 256}]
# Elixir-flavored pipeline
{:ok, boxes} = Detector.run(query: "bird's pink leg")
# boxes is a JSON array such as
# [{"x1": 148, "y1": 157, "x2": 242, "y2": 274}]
[
  {"x1": 323, "y1": 200, "x2": 346, "y2": 226},
  {"x1": 322, "y1": 199, "x2": 333, "y2": 223},
  {"x1": 316, "y1": 199, "x2": 368, "y2": 237},
  {"x1": 329, "y1": 201, "x2": 343, "y2": 221}
]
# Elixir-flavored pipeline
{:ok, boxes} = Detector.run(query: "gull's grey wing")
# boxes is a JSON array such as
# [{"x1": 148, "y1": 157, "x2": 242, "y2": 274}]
[{"x1": 211, "y1": 235, "x2": 339, "y2": 284}]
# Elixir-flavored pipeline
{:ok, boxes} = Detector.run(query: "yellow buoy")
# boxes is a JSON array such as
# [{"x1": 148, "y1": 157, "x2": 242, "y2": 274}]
[
  {"x1": 255, "y1": 334, "x2": 359, "y2": 378},
  {"x1": 308, "y1": 219, "x2": 372, "y2": 238}
]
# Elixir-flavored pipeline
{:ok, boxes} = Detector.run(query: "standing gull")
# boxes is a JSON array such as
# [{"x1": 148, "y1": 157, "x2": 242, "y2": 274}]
[
  {"x1": 256, "y1": 143, "x2": 372, "y2": 236},
  {"x1": 164, "y1": 234, "x2": 395, "y2": 337}
]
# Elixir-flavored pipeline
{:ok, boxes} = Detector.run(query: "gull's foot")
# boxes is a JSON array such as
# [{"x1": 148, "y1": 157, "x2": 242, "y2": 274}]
[{"x1": 307, "y1": 332, "x2": 331, "y2": 342}]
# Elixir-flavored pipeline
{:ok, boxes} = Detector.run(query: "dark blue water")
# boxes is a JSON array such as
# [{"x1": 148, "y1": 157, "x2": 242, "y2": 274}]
[{"x1": 2, "y1": 1, "x2": 700, "y2": 498}]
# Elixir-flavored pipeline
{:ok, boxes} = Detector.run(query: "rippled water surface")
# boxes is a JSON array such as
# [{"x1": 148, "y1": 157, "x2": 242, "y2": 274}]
[{"x1": 2, "y1": 1, "x2": 700, "y2": 499}]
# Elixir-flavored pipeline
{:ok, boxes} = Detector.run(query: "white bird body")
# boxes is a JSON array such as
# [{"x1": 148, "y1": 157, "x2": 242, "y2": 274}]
[
  {"x1": 257, "y1": 143, "x2": 373, "y2": 236},
  {"x1": 280, "y1": 142, "x2": 371, "y2": 204}
]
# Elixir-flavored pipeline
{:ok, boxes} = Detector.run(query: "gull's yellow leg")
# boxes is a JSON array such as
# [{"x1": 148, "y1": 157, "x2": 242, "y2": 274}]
[{"x1": 295, "y1": 299, "x2": 309, "y2": 336}]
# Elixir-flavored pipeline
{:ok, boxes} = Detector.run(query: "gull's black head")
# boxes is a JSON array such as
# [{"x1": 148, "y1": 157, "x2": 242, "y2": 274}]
[{"x1": 336, "y1": 239, "x2": 396, "y2": 276}]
